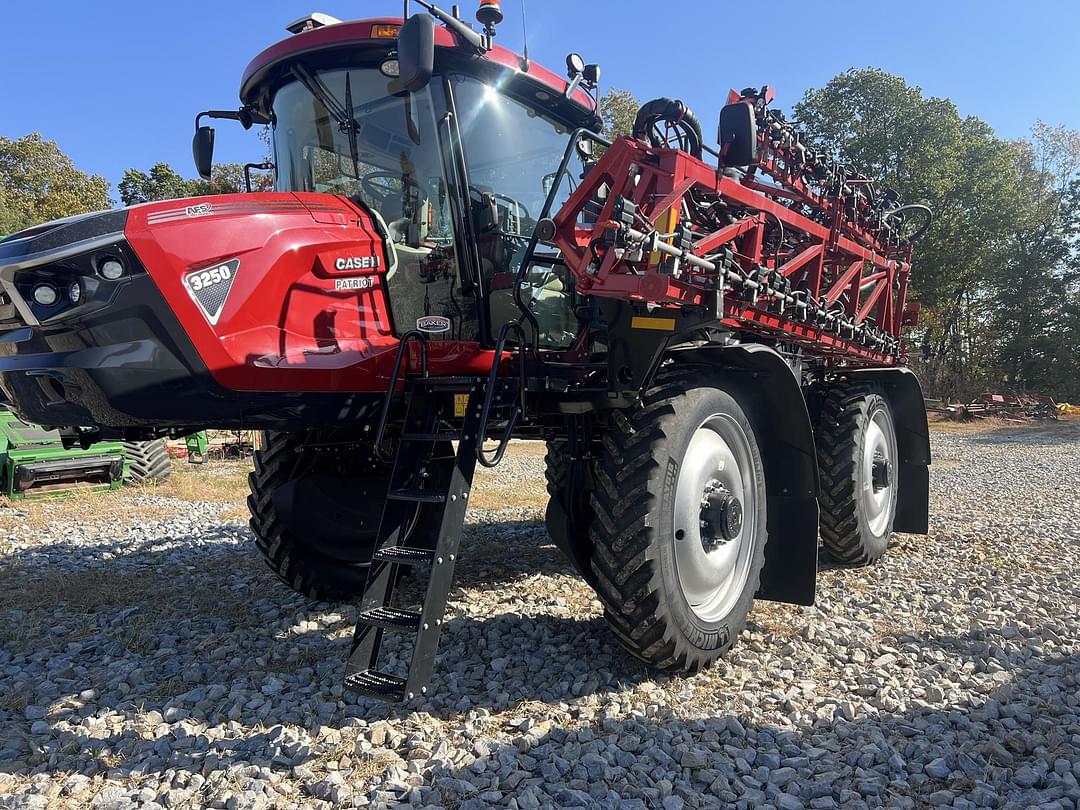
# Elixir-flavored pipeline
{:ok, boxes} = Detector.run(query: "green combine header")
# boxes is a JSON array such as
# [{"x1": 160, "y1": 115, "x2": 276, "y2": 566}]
[
  {"x1": 0, "y1": 407, "x2": 125, "y2": 497},
  {"x1": 0, "y1": 406, "x2": 173, "y2": 498}
]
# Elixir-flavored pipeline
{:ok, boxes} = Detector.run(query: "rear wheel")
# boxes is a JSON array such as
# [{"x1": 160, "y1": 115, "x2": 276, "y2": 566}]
[
  {"x1": 589, "y1": 368, "x2": 768, "y2": 673},
  {"x1": 122, "y1": 439, "x2": 172, "y2": 484},
  {"x1": 815, "y1": 386, "x2": 899, "y2": 565},
  {"x1": 247, "y1": 431, "x2": 450, "y2": 601}
]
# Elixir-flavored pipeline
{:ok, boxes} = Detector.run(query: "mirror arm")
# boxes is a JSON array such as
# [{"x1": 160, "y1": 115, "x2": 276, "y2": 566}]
[
  {"x1": 564, "y1": 74, "x2": 583, "y2": 100},
  {"x1": 412, "y1": 0, "x2": 486, "y2": 52},
  {"x1": 195, "y1": 106, "x2": 269, "y2": 131}
]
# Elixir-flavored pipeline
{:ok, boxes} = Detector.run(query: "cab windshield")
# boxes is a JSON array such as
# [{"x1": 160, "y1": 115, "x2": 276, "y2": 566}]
[
  {"x1": 452, "y1": 74, "x2": 587, "y2": 348},
  {"x1": 271, "y1": 66, "x2": 587, "y2": 348},
  {"x1": 272, "y1": 66, "x2": 476, "y2": 340}
]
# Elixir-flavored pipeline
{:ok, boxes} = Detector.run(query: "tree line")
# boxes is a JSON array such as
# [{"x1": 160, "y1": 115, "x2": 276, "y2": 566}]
[
  {"x1": 0, "y1": 136, "x2": 267, "y2": 236},
  {"x1": 3, "y1": 67, "x2": 1077, "y2": 400}
]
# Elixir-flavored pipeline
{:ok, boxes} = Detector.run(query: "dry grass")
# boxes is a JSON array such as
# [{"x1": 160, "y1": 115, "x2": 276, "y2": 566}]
[
  {"x1": 928, "y1": 412, "x2": 1080, "y2": 436},
  {"x1": 150, "y1": 461, "x2": 252, "y2": 509}
]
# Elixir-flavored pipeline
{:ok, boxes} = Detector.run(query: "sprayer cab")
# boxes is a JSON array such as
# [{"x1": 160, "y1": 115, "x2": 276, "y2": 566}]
[{"x1": 0, "y1": 6, "x2": 602, "y2": 435}]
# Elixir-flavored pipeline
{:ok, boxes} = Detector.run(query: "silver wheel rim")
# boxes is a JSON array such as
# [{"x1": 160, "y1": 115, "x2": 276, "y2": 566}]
[
  {"x1": 673, "y1": 413, "x2": 759, "y2": 623},
  {"x1": 861, "y1": 407, "x2": 894, "y2": 537}
]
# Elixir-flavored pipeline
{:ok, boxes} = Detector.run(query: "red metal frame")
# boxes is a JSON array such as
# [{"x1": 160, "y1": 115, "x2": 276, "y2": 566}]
[{"x1": 552, "y1": 134, "x2": 916, "y2": 366}]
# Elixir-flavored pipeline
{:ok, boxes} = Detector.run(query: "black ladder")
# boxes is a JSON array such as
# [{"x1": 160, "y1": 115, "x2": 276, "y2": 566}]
[{"x1": 343, "y1": 375, "x2": 509, "y2": 702}]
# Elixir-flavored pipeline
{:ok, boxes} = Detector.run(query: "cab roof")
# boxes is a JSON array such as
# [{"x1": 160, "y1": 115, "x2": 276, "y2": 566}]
[{"x1": 240, "y1": 17, "x2": 597, "y2": 123}]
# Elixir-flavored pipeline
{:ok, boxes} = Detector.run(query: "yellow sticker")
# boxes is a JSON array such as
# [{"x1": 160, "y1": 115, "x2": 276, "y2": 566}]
[
  {"x1": 454, "y1": 393, "x2": 469, "y2": 418},
  {"x1": 631, "y1": 316, "x2": 677, "y2": 331}
]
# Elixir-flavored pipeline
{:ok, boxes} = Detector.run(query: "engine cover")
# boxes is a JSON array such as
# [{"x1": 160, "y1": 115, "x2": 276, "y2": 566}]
[{"x1": 0, "y1": 193, "x2": 407, "y2": 431}]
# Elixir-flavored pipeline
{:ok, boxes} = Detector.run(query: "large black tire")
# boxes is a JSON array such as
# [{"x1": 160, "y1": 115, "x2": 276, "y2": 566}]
[
  {"x1": 588, "y1": 367, "x2": 769, "y2": 674},
  {"x1": 814, "y1": 386, "x2": 899, "y2": 565},
  {"x1": 122, "y1": 439, "x2": 172, "y2": 484},
  {"x1": 247, "y1": 431, "x2": 449, "y2": 601}
]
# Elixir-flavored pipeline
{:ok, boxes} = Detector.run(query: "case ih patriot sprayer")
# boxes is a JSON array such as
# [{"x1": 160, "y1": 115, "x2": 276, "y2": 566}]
[{"x1": 0, "y1": 2, "x2": 931, "y2": 702}]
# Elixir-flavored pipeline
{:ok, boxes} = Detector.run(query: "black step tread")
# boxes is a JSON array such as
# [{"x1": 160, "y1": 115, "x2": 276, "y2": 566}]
[
  {"x1": 357, "y1": 606, "x2": 422, "y2": 631},
  {"x1": 344, "y1": 669, "x2": 406, "y2": 702},
  {"x1": 373, "y1": 545, "x2": 435, "y2": 565},
  {"x1": 410, "y1": 376, "x2": 483, "y2": 387},
  {"x1": 388, "y1": 488, "x2": 447, "y2": 503}
]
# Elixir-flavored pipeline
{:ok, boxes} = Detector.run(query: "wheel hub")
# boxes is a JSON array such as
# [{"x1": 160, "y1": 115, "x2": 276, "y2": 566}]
[
  {"x1": 673, "y1": 414, "x2": 760, "y2": 623},
  {"x1": 860, "y1": 406, "x2": 897, "y2": 537},
  {"x1": 700, "y1": 482, "x2": 743, "y2": 551},
  {"x1": 871, "y1": 455, "x2": 891, "y2": 492}
]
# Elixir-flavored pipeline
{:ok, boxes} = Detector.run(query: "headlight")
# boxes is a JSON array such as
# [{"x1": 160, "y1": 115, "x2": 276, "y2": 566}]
[
  {"x1": 32, "y1": 285, "x2": 58, "y2": 306},
  {"x1": 98, "y1": 258, "x2": 124, "y2": 280}
]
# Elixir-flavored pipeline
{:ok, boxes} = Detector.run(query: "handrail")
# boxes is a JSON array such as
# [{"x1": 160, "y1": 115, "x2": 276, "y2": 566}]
[
  {"x1": 476, "y1": 320, "x2": 527, "y2": 468},
  {"x1": 373, "y1": 330, "x2": 430, "y2": 462},
  {"x1": 511, "y1": 129, "x2": 610, "y2": 368}
]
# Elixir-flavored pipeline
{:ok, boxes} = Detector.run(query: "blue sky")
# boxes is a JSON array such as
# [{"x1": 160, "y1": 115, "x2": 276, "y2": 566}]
[{"x1": 3, "y1": 1, "x2": 1079, "y2": 196}]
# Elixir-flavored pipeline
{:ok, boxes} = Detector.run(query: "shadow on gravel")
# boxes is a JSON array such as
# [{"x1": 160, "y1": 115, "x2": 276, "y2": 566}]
[
  {"x1": 408, "y1": 638, "x2": 1080, "y2": 808},
  {"x1": 4, "y1": 516, "x2": 1077, "y2": 807}
]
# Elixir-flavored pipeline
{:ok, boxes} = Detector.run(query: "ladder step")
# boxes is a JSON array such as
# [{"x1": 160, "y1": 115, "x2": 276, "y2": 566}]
[
  {"x1": 388, "y1": 488, "x2": 446, "y2": 503},
  {"x1": 400, "y1": 432, "x2": 462, "y2": 442},
  {"x1": 358, "y1": 606, "x2": 422, "y2": 631},
  {"x1": 373, "y1": 545, "x2": 435, "y2": 565},
  {"x1": 343, "y1": 669, "x2": 407, "y2": 702}
]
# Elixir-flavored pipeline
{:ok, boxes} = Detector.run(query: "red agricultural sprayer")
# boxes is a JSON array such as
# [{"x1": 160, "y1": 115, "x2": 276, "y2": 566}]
[{"x1": 0, "y1": 1, "x2": 931, "y2": 702}]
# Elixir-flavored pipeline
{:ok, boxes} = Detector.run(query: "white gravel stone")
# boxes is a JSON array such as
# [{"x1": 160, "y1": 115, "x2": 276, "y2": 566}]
[{"x1": 0, "y1": 424, "x2": 1077, "y2": 808}]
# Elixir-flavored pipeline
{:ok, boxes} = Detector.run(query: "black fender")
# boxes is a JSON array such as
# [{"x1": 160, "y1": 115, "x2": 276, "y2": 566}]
[
  {"x1": 671, "y1": 345, "x2": 819, "y2": 606},
  {"x1": 840, "y1": 367, "x2": 930, "y2": 534}
]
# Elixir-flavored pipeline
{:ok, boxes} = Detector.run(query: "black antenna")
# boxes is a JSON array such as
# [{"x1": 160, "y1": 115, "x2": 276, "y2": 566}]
[
  {"x1": 519, "y1": 0, "x2": 530, "y2": 71},
  {"x1": 403, "y1": 1, "x2": 409, "y2": 19}
]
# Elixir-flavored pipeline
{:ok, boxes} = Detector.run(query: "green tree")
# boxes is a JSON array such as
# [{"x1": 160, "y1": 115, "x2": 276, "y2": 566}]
[
  {"x1": 0, "y1": 133, "x2": 112, "y2": 234},
  {"x1": 118, "y1": 161, "x2": 254, "y2": 206},
  {"x1": 599, "y1": 88, "x2": 640, "y2": 142},
  {"x1": 987, "y1": 124, "x2": 1080, "y2": 393},
  {"x1": 795, "y1": 68, "x2": 1023, "y2": 398}
]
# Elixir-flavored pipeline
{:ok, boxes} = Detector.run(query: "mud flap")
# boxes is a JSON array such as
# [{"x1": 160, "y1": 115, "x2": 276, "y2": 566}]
[{"x1": 844, "y1": 367, "x2": 931, "y2": 534}]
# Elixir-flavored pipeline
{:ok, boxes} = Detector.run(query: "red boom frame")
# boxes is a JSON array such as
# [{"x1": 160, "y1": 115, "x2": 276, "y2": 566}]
[{"x1": 551, "y1": 116, "x2": 920, "y2": 366}]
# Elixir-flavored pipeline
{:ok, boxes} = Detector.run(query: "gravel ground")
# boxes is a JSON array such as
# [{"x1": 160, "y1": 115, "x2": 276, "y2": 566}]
[{"x1": 0, "y1": 422, "x2": 1078, "y2": 809}]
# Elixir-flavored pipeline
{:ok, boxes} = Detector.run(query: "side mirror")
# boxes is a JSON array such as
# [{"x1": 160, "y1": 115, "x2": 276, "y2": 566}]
[
  {"x1": 718, "y1": 102, "x2": 757, "y2": 168},
  {"x1": 192, "y1": 126, "x2": 215, "y2": 180},
  {"x1": 398, "y1": 14, "x2": 435, "y2": 92}
]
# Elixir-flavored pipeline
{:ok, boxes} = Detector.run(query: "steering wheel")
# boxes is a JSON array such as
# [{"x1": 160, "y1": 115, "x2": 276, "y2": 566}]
[{"x1": 361, "y1": 171, "x2": 424, "y2": 209}]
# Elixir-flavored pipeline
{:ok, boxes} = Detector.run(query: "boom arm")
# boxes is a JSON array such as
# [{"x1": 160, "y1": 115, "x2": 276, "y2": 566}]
[{"x1": 549, "y1": 88, "x2": 929, "y2": 366}]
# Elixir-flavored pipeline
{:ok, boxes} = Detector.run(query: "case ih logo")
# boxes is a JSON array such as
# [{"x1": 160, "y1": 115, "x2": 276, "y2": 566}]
[
  {"x1": 334, "y1": 256, "x2": 380, "y2": 271},
  {"x1": 416, "y1": 315, "x2": 451, "y2": 334}
]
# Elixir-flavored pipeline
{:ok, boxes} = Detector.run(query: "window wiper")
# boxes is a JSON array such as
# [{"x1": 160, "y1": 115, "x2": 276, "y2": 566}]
[
  {"x1": 343, "y1": 72, "x2": 361, "y2": 175},
  {"x1": 290, "y1": 64, "x2": 361, "y2": 178}
]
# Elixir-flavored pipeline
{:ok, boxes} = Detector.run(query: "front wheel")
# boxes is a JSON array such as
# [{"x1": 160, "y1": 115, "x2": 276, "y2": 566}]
[
  {"x1": 589, "y1": 367, "x2": 768, "y2": 674},
  {"x1": 247, "y1": 431, "x2": 451, "y2": 601}
]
